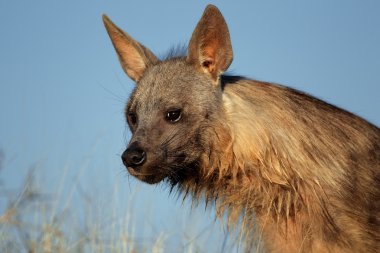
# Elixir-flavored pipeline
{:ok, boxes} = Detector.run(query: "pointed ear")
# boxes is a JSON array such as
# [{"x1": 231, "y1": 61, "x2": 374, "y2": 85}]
[
  {"x1": 102, "y1": 15, "x2": 158, "y2": 82},
  {"x1": 186, "y1": 5, "x2": 233, "y2": 81}
]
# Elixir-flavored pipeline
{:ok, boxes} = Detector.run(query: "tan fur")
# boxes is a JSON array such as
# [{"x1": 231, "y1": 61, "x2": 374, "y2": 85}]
[{"x1": 178, "y1": 80, "x2": 380, "y2": 252}]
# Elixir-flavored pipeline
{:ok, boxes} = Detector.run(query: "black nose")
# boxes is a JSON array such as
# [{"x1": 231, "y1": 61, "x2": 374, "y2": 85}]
[{"x1": 121, "y1": 142, "x2": 146, "y2": 168}]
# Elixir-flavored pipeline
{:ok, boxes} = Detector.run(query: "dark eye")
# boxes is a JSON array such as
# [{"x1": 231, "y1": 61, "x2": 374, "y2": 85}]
[
  {"x1": 165, "y1": 109, "x2": 181, "y2": 123},
  {"x1": 128, "y1": 112, "x2": 137, "y2": 125}
]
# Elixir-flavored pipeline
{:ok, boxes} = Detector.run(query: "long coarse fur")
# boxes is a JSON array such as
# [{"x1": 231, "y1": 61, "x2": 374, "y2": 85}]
[{"x1": 179, "y1": 77, "x2": 380, "y2": 252}]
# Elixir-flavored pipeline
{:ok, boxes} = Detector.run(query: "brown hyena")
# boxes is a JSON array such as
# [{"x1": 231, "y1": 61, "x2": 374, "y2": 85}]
[{"x1": 103, "y1": 5, "x2": 380, "y2": 253}]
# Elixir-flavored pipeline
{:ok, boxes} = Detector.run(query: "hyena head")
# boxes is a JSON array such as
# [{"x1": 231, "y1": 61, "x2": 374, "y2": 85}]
[{"x1": 103, "y1": 5, "x2": 233, "y2": 184}]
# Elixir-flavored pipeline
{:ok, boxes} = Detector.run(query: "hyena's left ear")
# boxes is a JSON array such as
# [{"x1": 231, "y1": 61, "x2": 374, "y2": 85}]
[
  {"x1": 103, "y1": 15, "x2": 158, "y2": 82},
  {"x1": 187, "y1": 5, "x2": 233, "y2": 82}
]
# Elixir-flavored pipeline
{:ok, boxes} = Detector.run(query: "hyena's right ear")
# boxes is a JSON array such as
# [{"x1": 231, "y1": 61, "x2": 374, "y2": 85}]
[
  {"x1": 187, "y1": 5, "x2": 233, "y2": 82},
  {"x1": 102, "y1": 15, "x2": 158, "y2": 82}
]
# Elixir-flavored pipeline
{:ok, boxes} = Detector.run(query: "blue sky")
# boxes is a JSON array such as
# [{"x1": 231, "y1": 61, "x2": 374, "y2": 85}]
[{"x1": 0, "y1": 0, "x2": 379, "y2": 251}]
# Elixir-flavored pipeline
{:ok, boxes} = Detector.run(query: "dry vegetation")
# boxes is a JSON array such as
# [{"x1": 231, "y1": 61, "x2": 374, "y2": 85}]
[{"x1": 0, "y1": 151, "x2": 238, "y2": 253}]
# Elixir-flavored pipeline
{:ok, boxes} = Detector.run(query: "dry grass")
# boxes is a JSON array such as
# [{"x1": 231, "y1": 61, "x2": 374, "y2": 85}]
[
  {"x1": 0, "y1": 152, "x2": 239, "y2": 253},
  {"x1": 0, "y1": 162, "x2": 168, "y2": 253}
]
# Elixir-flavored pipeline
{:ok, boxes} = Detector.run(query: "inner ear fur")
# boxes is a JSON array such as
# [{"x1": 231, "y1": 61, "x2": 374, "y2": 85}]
[
  {"x1": 103, "y1": 15, "x2": 158, "y2": 82},
  {"x1": 187, "y1": 5, "x2": 233, "y2": 81}
]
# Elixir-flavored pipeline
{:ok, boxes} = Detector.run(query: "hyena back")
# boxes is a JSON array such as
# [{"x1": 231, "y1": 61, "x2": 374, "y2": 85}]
[{"x1": 103, "y1": 5, "x2": 380, "y2": 253}]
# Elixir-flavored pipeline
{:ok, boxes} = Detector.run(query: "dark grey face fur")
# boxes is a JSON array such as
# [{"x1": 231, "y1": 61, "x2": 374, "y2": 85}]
[
  {"x1": 103, "y1": 5, "x2": 233, "y2": 184},
  {"x1": 124, "y1": 59, "x2": 222, "y2": 184}
]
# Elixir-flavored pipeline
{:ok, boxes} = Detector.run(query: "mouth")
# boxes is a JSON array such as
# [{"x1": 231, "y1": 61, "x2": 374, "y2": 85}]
[
  {"x1": 126, "y1": 160, "x2": 197, "y2": 185},
  {"x1": 127, "y1": 166, "x2": 167, "y2": 184}
]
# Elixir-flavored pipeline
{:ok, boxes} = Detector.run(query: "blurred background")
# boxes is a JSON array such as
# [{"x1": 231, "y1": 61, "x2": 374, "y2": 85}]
[{"x1": 0, "y1": 1, "x2": 379, "y2": 252}]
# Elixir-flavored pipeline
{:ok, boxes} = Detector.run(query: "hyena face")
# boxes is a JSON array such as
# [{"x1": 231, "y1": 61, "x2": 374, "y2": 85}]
[
  {"x1": 103, "y1": 6, "x2": 232, "y2": 184},
  {"x1": 124, "y1": 61, "x2": 223, "y2": 184}
]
